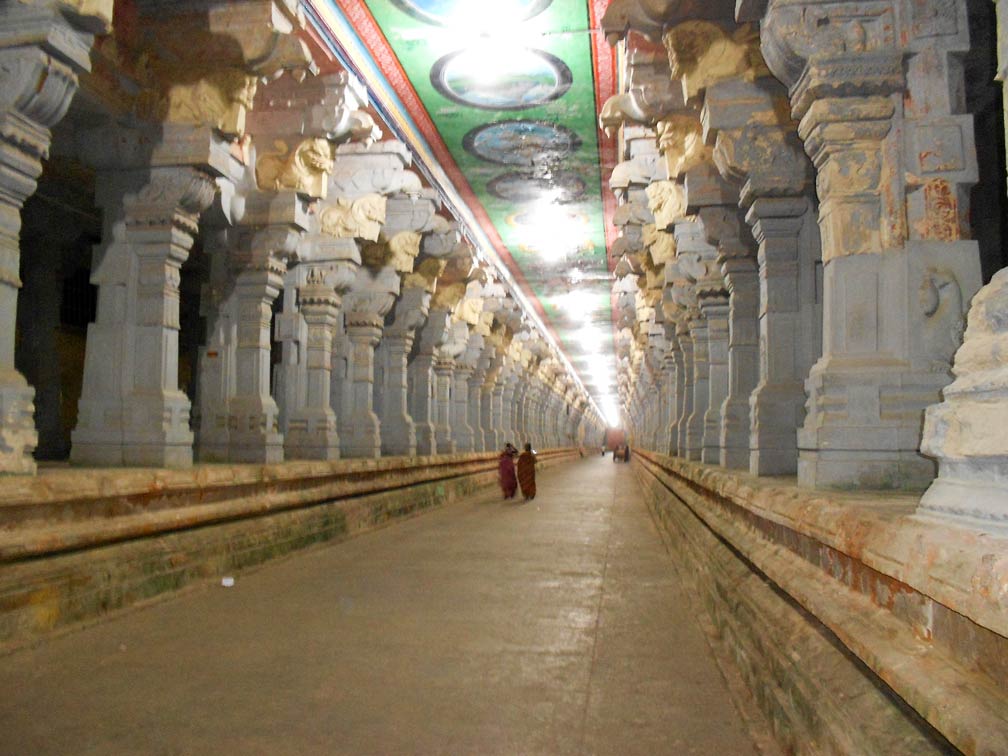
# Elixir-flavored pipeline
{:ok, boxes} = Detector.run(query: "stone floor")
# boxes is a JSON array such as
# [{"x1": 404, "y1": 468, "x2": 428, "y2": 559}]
[{"x1": 0, "y1": 455, "x2": 762, "y2": 756}]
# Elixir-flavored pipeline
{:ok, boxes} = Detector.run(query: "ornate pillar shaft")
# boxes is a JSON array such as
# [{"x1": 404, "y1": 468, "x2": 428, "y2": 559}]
[
  {"x1": 408, "y1": 354, "x2": 436, "y2": 455},
  {"x1": 229, "y1": 258, "x2": 286, "y2": 463},
  {"x1": 379, "y1": 333, "x2": 416, "y2": 457},
  {"x1": 762, "y1": 0, "x2": 982, "y2": 488},
  {"x1": 452, "y1": 366, "x2": 475, "y2": 453},
  {"x1": 676, "y1": 323, "x2": 694, "y2": 456},
  {"x1": 0, "y1": 2, "x2": 106, "y2": 473},
  {"x1": 684, "y1": 315, "x2": 709, "y2": 460},
  {"x1": 284, "y1": 270, "x2": 341, "y2": 460},
  {"x1": 433, "y1": 359, "x2": 456, "y2": 454},
  {"x1": 73, "y1": 166, "x2": 217, "y2": 467},
  {"x1": 700, "y1": 295, "x2": 730, "y2": 464},
  {"x1": 746, "y1": 197, "x2": 820, "y2": 475},
  {"x1": 719, "y1": 256, "x2": 760, "y2": 469},
  {"x1": 916, "y1": 0, "x2": 1008, "y2": 523},
  {"x1": 341, "y1": 315, "x2": 383, "y2": 458}
]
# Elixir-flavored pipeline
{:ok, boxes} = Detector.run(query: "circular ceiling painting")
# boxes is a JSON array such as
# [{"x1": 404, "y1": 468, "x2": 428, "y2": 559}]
[
  {"x1": 430, "y1": 48, "x2": 572, "y2": 111},
  {"x1": 389, "y1": 0, "x2": 553, "y2": 27},
  {"x1": 463, "y1": 120, "x2": 582, "y2": 167},
  {"x1": 488, "y1": 171, "x2": 586, "y2": 203}
]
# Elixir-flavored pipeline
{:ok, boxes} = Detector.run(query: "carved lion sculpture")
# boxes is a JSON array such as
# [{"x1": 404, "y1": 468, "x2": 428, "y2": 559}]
[
  {"x1": 645, "y1": 180, "x2": 687, "y2": 231},
  {"x1": 663, "y1": 21, "x2": 769, "y2": 100},
  {"x1": 320, "y1": 194, "x2": 387, "y2": 242},
  {"x1": 256, "y1": 137, "x2": 334, "y2": 199}
]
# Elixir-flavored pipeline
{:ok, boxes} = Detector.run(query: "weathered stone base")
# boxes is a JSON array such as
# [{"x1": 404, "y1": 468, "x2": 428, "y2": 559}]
[
  {"x1": 632, "y1": 450, "x2": 1007, "y2": 755},
  {"x1": 0, "y1": 449, "x2": 578, "y2": 650}
]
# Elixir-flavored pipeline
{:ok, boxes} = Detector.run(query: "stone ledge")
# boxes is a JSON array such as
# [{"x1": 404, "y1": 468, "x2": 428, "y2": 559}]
[
  {"x1": 0, "y1": 449, "x2": 579, "y2": 650},
  {"x1": 634, "y1": 450, "x2": 1008, "y2": 756},
  {"x1": 0, "y1": 449, "x2": 575, "y2": 559}
]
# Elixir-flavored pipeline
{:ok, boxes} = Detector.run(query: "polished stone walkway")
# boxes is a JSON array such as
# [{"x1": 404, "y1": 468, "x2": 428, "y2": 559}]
[{"x1": 0, "y1": 456, "x2": 760, "y2": 756}]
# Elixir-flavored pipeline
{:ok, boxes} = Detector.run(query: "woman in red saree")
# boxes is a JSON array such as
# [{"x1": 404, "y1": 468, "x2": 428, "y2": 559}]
[
  {"x1": 498, "y1": 443, "x2": 518, "y2": 499},
  {"x1": 516, "y1": 443, "x2": 537, "y2": 501}
]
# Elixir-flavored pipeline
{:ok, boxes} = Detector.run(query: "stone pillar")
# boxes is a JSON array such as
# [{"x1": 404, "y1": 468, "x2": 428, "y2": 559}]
[
  {"x1": 378, "y1": 286, "x2": 430, "y2": 457},
  {"x1": 452, "y1": 365, "x2": 475, "y2": 453},
  {"x1": 746, "y1": 198, "x2": 821, "y2": 475},
  {"x1": 283, "y1": 268, "x2": 342, "y2": 460},
  {"x1": 343, "y1": 313, "x2": 384, "y2": 458},
  {"x1": 228, "y1": 240, "x2": 292, "y2": 464},
  {"x1": 429, "y1": 360, "x2": 458, "y2": 458},
  {"x1": 699, "y1": 290, "x2": 730, "y2": 465},
  {"x1": 73, "y1": 164, "x2": 218, "y2": 467},
  {"x1": 675, "y1": 319, "x2": 694, "y2": 456},
  {"x1": 0, "y1": 1, "x2": 109, "y2": 472},
  {"x1": 409, "y1": 310, "x2": 450, "y2": 456},
  {"x1": 762, "y1": 0, "x2": 982, "y2": 488},
  {"x1": 684, "y1": 313, "x2": 709, "y2": 460},
  {"x1": 468, "y1": 358, "x2": 489, "y2": 453},
  {"x1": 916, "y1": 0, "x2": 1008, "y2": 524},
  {"x1": 340, "y1": 258, "x2": 407, "y2": 458},
  {"x1": 702, "y1": 208, "x2": 760, "y2": 470}
]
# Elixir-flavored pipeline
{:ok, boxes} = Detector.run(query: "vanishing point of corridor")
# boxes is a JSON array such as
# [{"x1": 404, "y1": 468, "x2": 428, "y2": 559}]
[{"x1": 0, "y1": 458, "x2": 760, "y2": 755}]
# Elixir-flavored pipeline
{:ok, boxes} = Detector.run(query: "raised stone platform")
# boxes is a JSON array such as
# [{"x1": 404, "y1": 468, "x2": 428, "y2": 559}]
[
  {"x1": 632, "y1": 449, "x2": 1008, "y2": 756},
  {"x1": 0, "y1": 449, "x2": 578, "y2": 650}
]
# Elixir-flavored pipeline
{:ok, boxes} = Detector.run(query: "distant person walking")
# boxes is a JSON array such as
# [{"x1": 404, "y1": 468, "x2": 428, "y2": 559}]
[
  {"x1": 516, "y1": 443, "x2": 537, "y2": 501},
  {"x1": 498, "y1": 443, "x2": 518, "y2": 500}
]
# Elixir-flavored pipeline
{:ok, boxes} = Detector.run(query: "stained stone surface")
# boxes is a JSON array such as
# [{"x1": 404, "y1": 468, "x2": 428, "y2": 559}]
[{"x1": 0, "y1": 457, "x2": 761, "y2": 756}]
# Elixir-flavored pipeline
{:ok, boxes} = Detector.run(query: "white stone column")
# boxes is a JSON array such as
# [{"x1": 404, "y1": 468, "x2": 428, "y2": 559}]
[
  {"x1": 452, "y1": 365, "x2": 475, "y2": 453},
  {"x1": 283, "y1": 268, "x2": 342, "y2": 460},
  {"x1": 409, "y1": 309, "x2": 450, "y2": 456},
  {"x1": 343, "y1": 313, "x2": 384, "y2": 458},
  {"x1": 433, "y1": 358, "x2": 456, "y2": 454},
  {"x1": 73, "y1": 164, "x2": 218, "y2": 467},
  {"x1": 762, "y1": 0, "x2": 982, "y2": 488},
  {"x1": 0, "y1": 1, "x2": 109, "y2": 472},
  {"x1": 746, "y1": 197, "x2": 822, "y2": 475},
  {"x1": 378, "y1": 285, "x2": 430, "y2": 457},
  {"x1": 916, "y1": 0, "x2": 1008, "y2": 525}
]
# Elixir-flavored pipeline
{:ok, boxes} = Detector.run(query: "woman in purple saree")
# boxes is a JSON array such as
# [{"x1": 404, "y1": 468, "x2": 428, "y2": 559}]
[{"x1": 498, "y1": 443, "x2": 518, "y2": 499}]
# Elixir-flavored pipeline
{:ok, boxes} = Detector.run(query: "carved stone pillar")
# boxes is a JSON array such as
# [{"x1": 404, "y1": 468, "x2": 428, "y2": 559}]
[
  {"x1": 698, "y1": 289, "x2": 730, "y2": 465},
  {"x1": 378, "y1": 286, "x2": 430, "y2": 457},
  {"x1": 409, "y1": 309, "x2": 450, "y2": 456},
  {"x1": 0, "y1": 1, "x2": 109, "y2": 472},
  {"x1": 72, "y1": 165, "x2": 217, "y2": 467},
  {"x1": 283, "y1": 268, "x2": 342, "y2": 460},
  {"x1": 684, "y1": 313, "x2": 709, "y2": 460},
  {"x1": 762, "y1": 0, "x2": 982, "y2": 488},
  {"x1": 433, "y1": 358, "x2": 456, "y2": 454},
  {"x1": 746, "y1": 197, "x2": 821, "y2": 475},
  {"x1": 916, "y1": 0, "x2": 1008, "y2": 525},
  {"x1": 343, "y1": 313, "x2": 384, "y2": 458},
  {"x1": 452, "y1": 365, "x2": 476, "y2": 453},
  {"x1": 666, "y1": 323, "x2": 685, "y2": 456},
  {"x1": 700, "y1": 207, "x2": 760, "y2": 470},
  {"x1": 675, "y1": 319, "x2": 693, "y2": 456}
]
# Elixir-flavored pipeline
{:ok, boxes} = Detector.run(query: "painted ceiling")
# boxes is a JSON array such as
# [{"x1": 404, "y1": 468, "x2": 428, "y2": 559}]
[{"x1": 310, "y1": 0, "x2": 620, "y2": 423}]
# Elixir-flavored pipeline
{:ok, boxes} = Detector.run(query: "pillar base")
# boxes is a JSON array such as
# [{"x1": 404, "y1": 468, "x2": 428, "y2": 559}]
[
  {"x1": 343, "y1": 410, "x2": 381, "y2": 459},
  {"x1": 381, "y1": 414, "x2": 417, "y2": 457},
  {"x1": 798, "y1": 448, "x2": 936, "y2": 490},
  {"x1": 719, "y1": 397, "x2": 751, "y2": 470},
  {"x1": 748, "y1": 382, "x2": 805, "y2": 475},
  {"x1": 414, "y1": 422, "x2": 436, "y2": 456},
  {"x1": 434, "y1": 426, "x2": 455, "y2": 454},
  {"x1": 917, "y1": 471, "x2": 1008, "y2": 532},
  {"x1": 73, "y1": 391, "x2": 194, "y2": 468},
  {"x1": 0, "y1": 372, "x2": 37, "y2": 474},
  {"x1": 285, "y1": 411, "x2": 340, "y2": 461}
]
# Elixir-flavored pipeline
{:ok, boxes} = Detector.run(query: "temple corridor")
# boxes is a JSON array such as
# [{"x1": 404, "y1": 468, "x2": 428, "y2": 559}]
[{"x1": 0, "y1": 457, "x2": 763, "y2": 756}]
